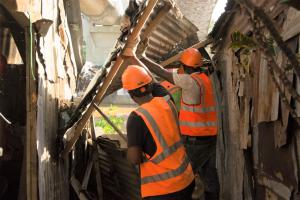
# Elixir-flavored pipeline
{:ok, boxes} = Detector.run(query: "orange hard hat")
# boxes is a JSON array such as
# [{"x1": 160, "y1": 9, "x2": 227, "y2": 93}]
[
  {"x1": 180, "y1": 48, "x2": 203, "y2": 68},
  {"x1": 122, "y1": 65, "x2": 152, "y2": 90}
]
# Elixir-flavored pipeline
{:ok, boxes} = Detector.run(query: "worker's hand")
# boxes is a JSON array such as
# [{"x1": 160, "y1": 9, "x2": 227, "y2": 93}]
[
  {"x1": 122, "y1": 48, "x2": 135, "y2": 57},
  {"x1": 122, "y1": 37, "x2": 140, "y2": 57},
  {"x1": 136, "y1": 37, "x2": 149, "y2": 59},
  {"x1": 120, "y1": 15, "x2": 131, "y2": 32}
]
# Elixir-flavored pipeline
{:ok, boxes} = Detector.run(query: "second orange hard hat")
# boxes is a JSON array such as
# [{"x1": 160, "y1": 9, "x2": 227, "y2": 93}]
[
  {"x1": 180, "y1": 48, "x2": 203, "y2": 68},
  {"x1": 122, "y1": 65, "x2": 152, "y2": 91}
]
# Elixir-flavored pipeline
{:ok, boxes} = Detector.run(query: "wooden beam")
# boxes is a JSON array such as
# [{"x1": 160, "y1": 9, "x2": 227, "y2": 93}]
[
  {"x1": 25, "y1": 25, "x2": 38, "y2": 200},
  {"x1": 60, "y1": 0, "x2": 159, "y2": 159},
  {"x1": 90, "y1": 116, "x2": 104, "y2": 200},
  {"x1": 159, "y1": 37, "x2": 213, "y2": 67},
  {"x1": 93, "y1": 103, "x2": 127, "y2": 143}
]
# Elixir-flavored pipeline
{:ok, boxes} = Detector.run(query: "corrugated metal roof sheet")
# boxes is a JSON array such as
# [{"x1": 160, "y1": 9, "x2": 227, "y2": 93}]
[{"x1": 96, "y1": 137, "x2": 141, "y2": 200}]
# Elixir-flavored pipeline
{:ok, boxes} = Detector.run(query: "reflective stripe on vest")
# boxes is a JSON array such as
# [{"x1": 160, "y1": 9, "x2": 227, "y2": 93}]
[
  {"x1": 163, "y1": 96, "x2": 180, "y2": 129},
  {"x1": 181, "y1": 104, "x2": 216, "y2": 113},
  {"x1": 179, "y1": 73, "x2": 218, "y2": 136},
  {"x1": 141, "y1": 155, "x2": 190, "y2": 184},
  {"x1": 136, "y1": 96, "x2": 182, "y2": 164},
  {"x1": 180, "y1": 121, "x2": 217, "y2": 127},
  {"x1": 151, "y1": 140, "x2": 182, "y2": 164},
  {"x1": 136, "y1": 107, "x2": 168, "y2": 149}
]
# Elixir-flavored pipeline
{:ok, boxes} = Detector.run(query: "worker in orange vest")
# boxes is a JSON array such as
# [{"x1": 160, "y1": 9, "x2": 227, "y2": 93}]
[
  {"x1": 159, "y1": 80, "x2": 181, "y2": 111},
  {"x1": 138, "y1": 48, "x2": 220, "y2": 200},
  {"x1": 122, "y1": 64, "x2": 195, "y2": 199}
]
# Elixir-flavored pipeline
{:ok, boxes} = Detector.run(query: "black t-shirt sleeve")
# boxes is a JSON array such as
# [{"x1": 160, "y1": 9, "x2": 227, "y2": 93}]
[{"x1": 127, "y1": 112, "x2": 157, "y2": 157}]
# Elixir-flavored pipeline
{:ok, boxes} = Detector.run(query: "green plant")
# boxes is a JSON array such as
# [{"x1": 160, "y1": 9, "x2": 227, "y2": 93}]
[
  {"x1": 230, "y1": 31, "x2": 257, "y2": 50},
  {"x1": 95, "y1": 115, "x2": 125, "y2": 134}
]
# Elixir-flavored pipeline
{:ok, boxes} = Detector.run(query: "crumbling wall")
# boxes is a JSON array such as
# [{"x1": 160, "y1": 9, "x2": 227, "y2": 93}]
[{"x1": 211, "y1": 0, "x2": 300, "y2": 199}]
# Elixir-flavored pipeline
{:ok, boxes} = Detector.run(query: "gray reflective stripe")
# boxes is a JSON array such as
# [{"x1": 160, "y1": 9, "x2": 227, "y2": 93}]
[
  {"x1": 151, "y1": 140, "x2": 183, "y2": 164},
  {"x1": 192, "y1": 75, "x2": 205, "y2": 104},
  {"x1": 163, "y1": 95, "x2": 170, "y2": 101},
  {"x1": 180, "y1": 121, "x2": 217, "y2": 127},
  {"x1": 141, "y1": 155, "x2": 190, "y2": 185},
  {"x1": 136, "y1": 107, "x2": 168, "y2": 148},
  {"x1": 168, "y1": 86, "x2": 180, "y2": 94},
  {"x1": 181, "y1": 104, "x2": 216, "y2": 113},
  {"x1": 165, "y1": 97, "x2": 180, "y2": 129}
]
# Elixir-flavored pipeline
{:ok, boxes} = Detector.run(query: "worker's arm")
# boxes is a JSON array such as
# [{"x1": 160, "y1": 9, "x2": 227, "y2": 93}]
[
  {"x1": 127, "y1": 146, "x2": 143, "y2": 165},
  {"x1": 126, "y1": 112, "x2": 153, "y2": 165},
  {"x1": 139, "y1": 57, "x2": 175, "y2": 84}
]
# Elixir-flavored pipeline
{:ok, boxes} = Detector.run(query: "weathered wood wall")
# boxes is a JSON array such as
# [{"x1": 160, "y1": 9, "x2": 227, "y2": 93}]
[
  {"x1": 35, "y1": 0, "x2": 78, "y2": 199},
  {"x1": 212, "y1": 0, "x2": 300, "y2": 199}
]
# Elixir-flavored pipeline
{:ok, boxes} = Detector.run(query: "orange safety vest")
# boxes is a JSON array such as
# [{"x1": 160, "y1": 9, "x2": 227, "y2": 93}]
[
  {"x1": 134, "y1": 96, "x2": 194, "y2": 198},
  {"x1": 160, "y1": 80, "x2": 181, "y2": 95},
  {"x1": 179, "y1": 73, "x2": 218, "y2": 136}
]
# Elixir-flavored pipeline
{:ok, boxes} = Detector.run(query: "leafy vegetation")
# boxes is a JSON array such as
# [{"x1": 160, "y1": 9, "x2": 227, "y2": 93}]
[
  {"x1": 230, "y1": 31, "x2": 257, "y2": 50},
  {"x1": 95, "y1": 115, "x2": 125, "y2": 134}
]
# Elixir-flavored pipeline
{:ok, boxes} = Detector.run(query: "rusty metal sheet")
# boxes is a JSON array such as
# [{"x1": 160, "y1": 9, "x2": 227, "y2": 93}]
[{"x1": 96, "y1": 137, "x2": 141, "y2": 200}]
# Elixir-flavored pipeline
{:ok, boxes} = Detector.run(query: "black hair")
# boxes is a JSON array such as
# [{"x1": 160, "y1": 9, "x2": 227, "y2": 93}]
[
  {"x1": 128, "y1": 83, "x2": 153, "y2": 98},
  {"x1": 183, "y1": 65, "x2": 202, "y2": 74}
]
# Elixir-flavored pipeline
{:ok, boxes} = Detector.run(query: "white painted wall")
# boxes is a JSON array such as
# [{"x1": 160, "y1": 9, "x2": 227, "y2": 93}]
[{"x1": 81, "y1": 0, "x2": 129, "y2": 66}]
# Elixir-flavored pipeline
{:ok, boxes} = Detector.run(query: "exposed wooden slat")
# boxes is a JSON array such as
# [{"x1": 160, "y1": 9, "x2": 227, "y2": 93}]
[
  {"x1": 61, "y1": 0, "x2": 159, "y2": 159},
  {"x1": 81, "y1": 154, "x2": 94, "y2": 191},
  {"x1": 25, "y1": 26, "x2": 38, "y2": 200},
  {"x1": 90, "y1": 116, "x2": 104, "y2": 200},
  {"x1": 70, "y1": 175, "x2": 89, "y2": 200}
]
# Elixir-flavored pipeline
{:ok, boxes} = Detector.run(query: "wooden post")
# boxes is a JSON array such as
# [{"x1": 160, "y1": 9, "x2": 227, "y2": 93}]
[
  {"x1": 60, "y1": 0, "x2": 159, "y2": 159},
  {"x1": 25, "y1": 25, "x2": 38, "y2": 200},
  {"x1": 93, "y1": 103, "x2": 127, "y2": 143}
]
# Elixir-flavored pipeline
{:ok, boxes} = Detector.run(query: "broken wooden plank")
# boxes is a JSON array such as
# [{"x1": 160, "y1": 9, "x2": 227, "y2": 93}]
[
  {"x1": 70, "y1": 175, "x2": 89, "y2": 200},
  {"x1": 61, "y1": 0, "x2": 159, "y2": 159},
  {"x1": 159, "y1": 37, "x2": 213, "y2": 67},
  {"x1": 90, "y1": 116, "x2": 104, "y2": 200},
  {"x1": 81, "y1": 154, "x2": 94, "y2": 191},
  {"x1": 93, "y1": 103, "x2": 127, "y2": 143}
]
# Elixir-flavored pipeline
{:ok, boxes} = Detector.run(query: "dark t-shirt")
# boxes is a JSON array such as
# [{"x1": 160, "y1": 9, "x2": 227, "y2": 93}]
[{"x1": 127, "y1": 82, "x2": 172, "y2": 157}]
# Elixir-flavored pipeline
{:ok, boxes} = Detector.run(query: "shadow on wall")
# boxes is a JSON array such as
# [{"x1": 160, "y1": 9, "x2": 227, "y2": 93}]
[{"x1": 0, "y1": 64, "x2": 26, "y2": 200}]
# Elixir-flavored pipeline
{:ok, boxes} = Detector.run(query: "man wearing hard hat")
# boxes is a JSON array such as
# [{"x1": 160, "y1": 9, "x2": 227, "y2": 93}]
[{"x1": 122, "y1": 63, "x2": 195, "y2": 199}]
